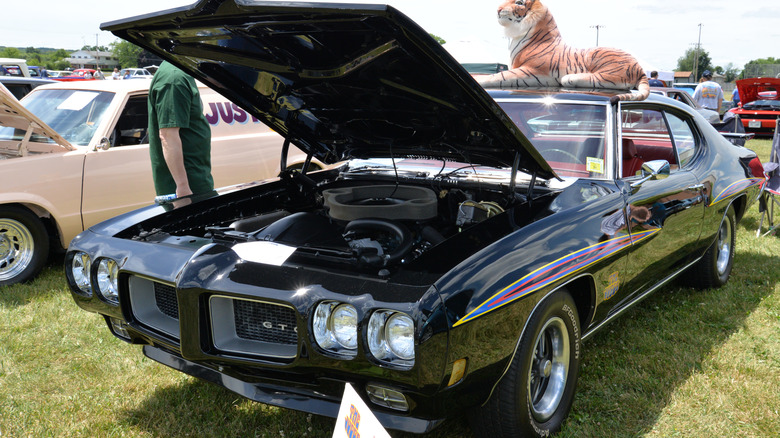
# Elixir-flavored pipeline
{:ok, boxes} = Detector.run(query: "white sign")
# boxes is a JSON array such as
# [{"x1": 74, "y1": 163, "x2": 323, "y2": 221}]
[{"x1": 332, "y1": 383, "x2": 391, "y2": 438}]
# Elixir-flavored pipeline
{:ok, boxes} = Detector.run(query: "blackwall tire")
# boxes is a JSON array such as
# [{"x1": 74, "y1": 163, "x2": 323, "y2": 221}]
[
  {"x1": 685, "y1": 205, "x2": 736, "y2": 289},
  {"x1": 470, "y1": 289, "x2": 581, "y2": 437},
  {"x1": 0, "y1": 206, "x2": 49, "y2": 287}
]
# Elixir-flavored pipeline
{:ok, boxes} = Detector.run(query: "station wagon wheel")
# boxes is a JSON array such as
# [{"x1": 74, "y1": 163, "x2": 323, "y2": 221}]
[
  {"x1": 685, "y1": 205, "x2": 735, "y2": 289},
  {"x1": 470, "y1": 289, "x2": 581, "y2": 438},
  {"x1": 0, "y1": 206, "x2": 49, "y2": 287}
]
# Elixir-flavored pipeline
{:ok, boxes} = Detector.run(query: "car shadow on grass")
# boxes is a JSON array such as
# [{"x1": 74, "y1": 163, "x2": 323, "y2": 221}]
[
  {"x1": 116, "y1": 250, "x2": 775, "y2": 438},
  {"x1": 119, "y1": 377, "x2": 339, "y2": 437}
]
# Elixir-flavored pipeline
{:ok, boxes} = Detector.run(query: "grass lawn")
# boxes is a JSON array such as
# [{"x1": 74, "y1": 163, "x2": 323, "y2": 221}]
[{"x1": 1, "y1": 139, "x2": 778, "y2": 437}]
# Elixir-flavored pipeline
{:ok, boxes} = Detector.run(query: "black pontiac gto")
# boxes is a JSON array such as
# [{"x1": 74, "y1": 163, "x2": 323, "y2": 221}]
[{"x1": 65, "y1": 1, "x2": 766, "y2": 436}]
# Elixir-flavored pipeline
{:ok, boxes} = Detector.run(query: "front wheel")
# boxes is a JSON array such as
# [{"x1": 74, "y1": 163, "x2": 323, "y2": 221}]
[
  {"x1": 0, "y1": 206, "x2": 49, "y2": 287},
  {"x1": 471, "y1": 289, "x2": 581, "y2": 437},
  {"x1": 685, "y1": 205, "x2": 736, "y2": 289}
]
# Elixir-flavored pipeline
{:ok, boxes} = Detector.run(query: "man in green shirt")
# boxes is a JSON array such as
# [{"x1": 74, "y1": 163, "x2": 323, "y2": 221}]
[{"x1": 147, "y1": 61, "x2": 214, "y2": 197}]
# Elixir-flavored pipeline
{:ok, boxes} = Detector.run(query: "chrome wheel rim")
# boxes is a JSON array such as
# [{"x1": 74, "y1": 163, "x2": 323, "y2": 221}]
[
  {"x1": 528, "y1": 316, "x2": 570, "y2": 422},
  {"x1": 0, "y1": 218, "x2": 35, "y2": 281},
  {"x1": 715, "y1": 216, "x2": 732, "y2": 276}
]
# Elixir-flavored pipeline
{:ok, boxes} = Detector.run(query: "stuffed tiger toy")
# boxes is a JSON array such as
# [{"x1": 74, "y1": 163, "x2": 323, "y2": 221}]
[{"x1": 478, "y1": 0, "x2": 649, "y2": 103}]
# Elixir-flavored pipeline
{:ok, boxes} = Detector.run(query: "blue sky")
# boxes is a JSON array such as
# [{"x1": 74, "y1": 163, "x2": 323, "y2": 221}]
[{"x1": 4, "y1": 0, "x2": 779, "y2": 72}]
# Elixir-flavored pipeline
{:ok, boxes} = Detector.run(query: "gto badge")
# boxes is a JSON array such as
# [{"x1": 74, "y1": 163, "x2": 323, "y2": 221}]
[
  {"x1": 604, "y1": 272, "x2": 620, "y2": 300},
  {"x1": 262, "y1": 321, "x2": 297, "y2": 333}
]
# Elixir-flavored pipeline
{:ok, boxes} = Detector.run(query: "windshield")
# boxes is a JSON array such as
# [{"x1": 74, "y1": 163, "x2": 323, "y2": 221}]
[
  {"x1": 497, "y1": 101, "x2": 608, "y2": 179},
  {"x1": 742, "y1": 99, "x2": 780, "y2": 110},
  {"x1": 15, "y1": 89, "x2": 114, "y2": 146}
]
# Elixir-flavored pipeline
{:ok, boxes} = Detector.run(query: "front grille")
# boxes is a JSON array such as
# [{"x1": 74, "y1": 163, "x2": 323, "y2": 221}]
[
  {"x1": 210, "y1": 296, "x2": 298, "y2": 359},
  {"x1": 128, "y1": 275, "x2": 180, "y2": 339},
  {"x1": 234, "y1": 300, "x2": 297, "y2": 345},
  {"x1": 154, "y1": 283, "x2": 179, "y2": 319},
  {"x1": 745, "y1": 114, "x2": 780, "y2": 120}
]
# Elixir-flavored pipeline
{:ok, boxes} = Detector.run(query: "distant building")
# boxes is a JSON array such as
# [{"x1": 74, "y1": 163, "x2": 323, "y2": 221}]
[
  {"x1": 65, "y1": 50, "x2": 119, "y2": 71},
  {"x1": 674, "y1": 71, "x2": 694, "y2": 84}
]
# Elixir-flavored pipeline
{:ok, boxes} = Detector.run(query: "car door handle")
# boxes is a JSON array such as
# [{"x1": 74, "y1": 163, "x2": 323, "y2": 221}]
[{"x1": 687, "y1": 184, "x2": 705, "y2": 191}]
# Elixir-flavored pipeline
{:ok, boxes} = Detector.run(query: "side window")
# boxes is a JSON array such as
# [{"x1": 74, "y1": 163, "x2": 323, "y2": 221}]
[
  {"x1": 620, "y1": 107, "x2": 699, "y2": 178},
  {"x1": 113, "y1": 96, "x2": 149, "y2": 146},
  {"x1": 665, "y1": 112, "x2": 697, "y2": 167}
]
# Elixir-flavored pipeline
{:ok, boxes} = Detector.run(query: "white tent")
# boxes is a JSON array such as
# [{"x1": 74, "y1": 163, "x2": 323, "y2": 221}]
[{"x1": 633, "y1": 55, "x2": 674, "y2": 83}]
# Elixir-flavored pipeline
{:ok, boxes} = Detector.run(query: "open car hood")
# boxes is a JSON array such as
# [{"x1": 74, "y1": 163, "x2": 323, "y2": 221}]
[
  {"x1": 101, "y1": 0, "x2": 554, "y2": 179},
  {"x1": 0, "y1": 83, "x2": 75, "y2": 153},
  {"x1": 736, "y1": 78, "x2": 780, "y2": 105}
]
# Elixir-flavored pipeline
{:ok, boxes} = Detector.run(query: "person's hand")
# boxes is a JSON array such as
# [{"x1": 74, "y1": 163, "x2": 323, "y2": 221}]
[{"x1": 175, "y1": 185, "x2": 193, "y2": 198}]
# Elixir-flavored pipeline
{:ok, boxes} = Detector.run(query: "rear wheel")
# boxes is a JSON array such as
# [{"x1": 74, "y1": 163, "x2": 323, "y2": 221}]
[
  {"x1": 471, "y1": 289, "x2": 581, "y2": 437},
  {"x1": 685, "y1": 205, "x2": 735, "y2": 289},
  {"x1": 0, "y1": 206, "x2": 49, "y2": 286}
]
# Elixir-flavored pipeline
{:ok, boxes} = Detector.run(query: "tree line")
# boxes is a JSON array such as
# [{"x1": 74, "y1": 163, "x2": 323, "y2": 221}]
[
  {"x1": 0, "y1": 40, "x2": 144, "y2": 70},
  {"x1": 676, "y1": 47, "x2": 779, "y2": 81}
]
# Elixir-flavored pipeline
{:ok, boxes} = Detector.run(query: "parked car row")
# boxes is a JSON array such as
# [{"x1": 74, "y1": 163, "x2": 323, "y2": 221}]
[
  {"x1": 0, "y1": 79, "x2": 317, "y2": 286},
  {"x1": 63, "y1": 1, "x2": 766, "y2": 437}
]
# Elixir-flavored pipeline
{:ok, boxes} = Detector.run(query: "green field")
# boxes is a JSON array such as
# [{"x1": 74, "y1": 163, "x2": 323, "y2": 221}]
[{"x1": 2, "y1": 140, "x2": 778, "y2": 437}]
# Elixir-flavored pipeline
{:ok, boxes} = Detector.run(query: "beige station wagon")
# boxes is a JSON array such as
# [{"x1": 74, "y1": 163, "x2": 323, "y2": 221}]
[{"x1": 0, "y1": 79, "x2": 315, "y2": 286}]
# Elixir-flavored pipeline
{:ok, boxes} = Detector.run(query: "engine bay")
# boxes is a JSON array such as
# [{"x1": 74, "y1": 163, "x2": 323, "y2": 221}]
[{"x1": 124, "y1": 166, "x2": 557, "y2": 277}]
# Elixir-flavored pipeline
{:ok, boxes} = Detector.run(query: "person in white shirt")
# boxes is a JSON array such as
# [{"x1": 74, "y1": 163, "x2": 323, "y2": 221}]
[{"x1": 693, "y1": 70, "x2": 724, "y2": 113}]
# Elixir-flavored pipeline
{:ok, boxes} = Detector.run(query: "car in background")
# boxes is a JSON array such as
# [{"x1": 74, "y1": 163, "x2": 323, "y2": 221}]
[
  {"x1": 52, "y1": 69, "x2": 99, "y2": 81},
  {"x1": 650, "y1": 86, "x2": 720, "y2": 124},
  {"x1": 673, "y1": 82, "x2": 698, "y2": 96},
  {"x1": 65, "y1": 2, "x2": 766, "y2": 436},
  {"x1": 119, "y1": 68, "x2": 153, "y2": 79},
  {"x1": 0, "y1": 76, "x2": 55, "y2": 99},
  {"x1": 729, "y1": 77, "x2": 780, "y2": 137},
  {"x1": 0, "y1": 79, "x2": 318, "y2": 286},
  {"x1": 0, "y1": 58, "x2": 30, "y2": 77},
  {"x1": 45, "y1": 70, "x2": 72, "y2": 78}
]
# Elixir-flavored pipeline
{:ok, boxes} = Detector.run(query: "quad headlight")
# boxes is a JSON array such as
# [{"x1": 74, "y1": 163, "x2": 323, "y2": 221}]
[
  {"x1": 368, "y1": 310, "x2": 415, "y2": 366},
  {"x1": 310, "y1": 303, "x2": 416, "y2": 367},
  {"x1": 71, "y1": 252, "x2": 92, "y2": 294},
  {"x1": 313, "y1": 301, "x2": 358, "y2": 357},
  {"x1": 96, "y1": 258, "x2": 120, "y2": 305}
]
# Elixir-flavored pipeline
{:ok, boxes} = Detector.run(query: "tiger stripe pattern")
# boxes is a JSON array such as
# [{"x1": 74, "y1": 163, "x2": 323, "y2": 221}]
[{"x1": 478, "y1": 0, "x2": 649, "y2": 103}]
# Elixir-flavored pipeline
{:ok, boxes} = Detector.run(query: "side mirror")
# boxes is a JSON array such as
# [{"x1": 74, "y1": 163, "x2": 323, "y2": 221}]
[
  {"x1": 97, "y1": 137, "x2": 111, "y2": 151},
  {"x1": 631, "y1": 160, "x2": 670, "y2": 188}
]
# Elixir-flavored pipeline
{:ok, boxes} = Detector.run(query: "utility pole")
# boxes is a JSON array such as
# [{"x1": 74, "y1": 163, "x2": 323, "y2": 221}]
[
  {"x1": 590, "y1": 25, "x2": 605, "y2": 47},
  {"x1": 693, "y1": 23, "x2": 702, "y2": 81},
  {"x1": 95, "y1": 34, "x2": 99, "y2": 70}
]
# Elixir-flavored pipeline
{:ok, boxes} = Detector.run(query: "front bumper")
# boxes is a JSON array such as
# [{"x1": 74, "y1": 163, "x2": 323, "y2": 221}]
[{"x1": 143, "y1": 345, "x2": 444, "y2": 433}]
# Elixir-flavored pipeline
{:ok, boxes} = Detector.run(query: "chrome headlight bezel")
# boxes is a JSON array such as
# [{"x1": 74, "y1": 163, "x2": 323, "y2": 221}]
[
  {"x1": 71, "y1": 252, "x2": 92, "y2": 295},
  {"x1": 96, "y1": 258, "x2": 120, "y2": 305},
  {"x1": 312, "y1": 301, "x2": 358, "y2": 357},
  {"x1": 368, "y1": 310, "x2": 415, "y2": 367}
]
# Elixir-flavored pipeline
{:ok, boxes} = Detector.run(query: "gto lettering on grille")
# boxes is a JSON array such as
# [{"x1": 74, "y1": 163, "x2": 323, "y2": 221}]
[{"x1": 262, "y1": 321, "x2": 298, "y2": 333}]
